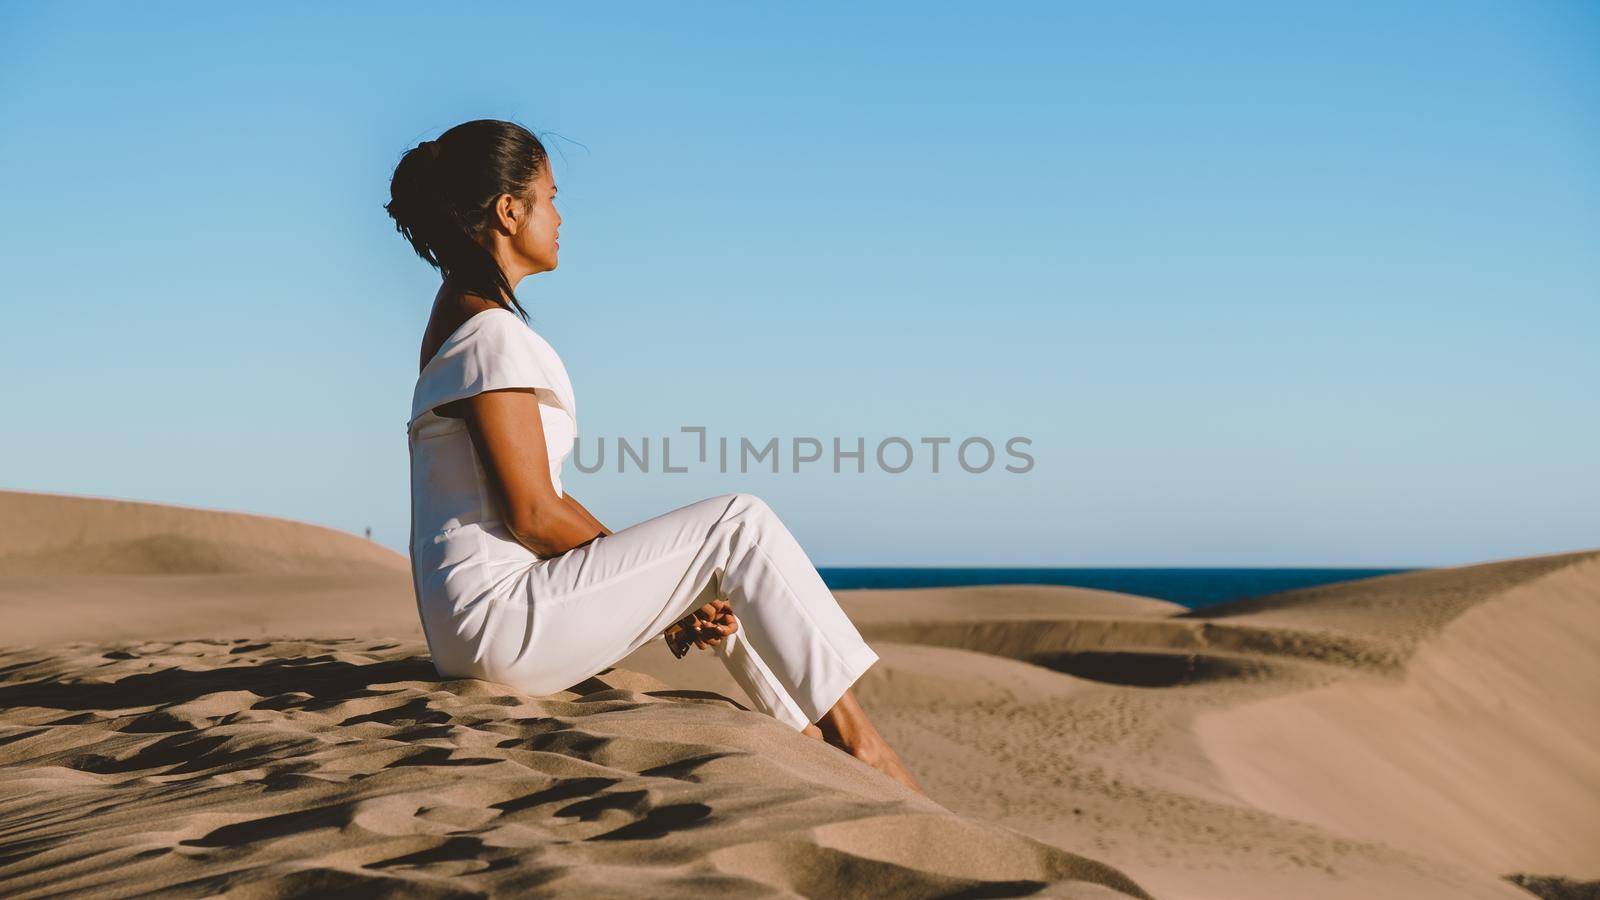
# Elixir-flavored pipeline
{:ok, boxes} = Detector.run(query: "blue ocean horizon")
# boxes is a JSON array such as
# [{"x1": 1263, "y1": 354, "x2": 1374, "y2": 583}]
[{"x1": 817, "y1": 567, "x2": 1415, "y2": 611}]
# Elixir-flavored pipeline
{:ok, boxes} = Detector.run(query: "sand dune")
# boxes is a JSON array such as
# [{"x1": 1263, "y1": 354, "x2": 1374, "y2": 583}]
[
  {"x1": 0, "y1": 490, "x2": 417, "y2": 646},
  {"x1": 0, "y1": 489, "x2": 407, "y2": 577},
  {"x1": 620, "y1": 557, "x2": 1600, "y2": 898},
  {"x1": 1195, "y1": 553, "x2": 1600, "y2": 876},
  {"x1": 1, "y1": 488, "x2": 1595, "y2": 898},
  {"x1": 0, "y1": 638, "x2": 1144, "y2": 897}
]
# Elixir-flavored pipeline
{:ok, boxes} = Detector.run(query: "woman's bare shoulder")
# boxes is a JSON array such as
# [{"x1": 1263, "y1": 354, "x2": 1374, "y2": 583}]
[
  {"x1": 420, "y1": 293, "x2": 510, "y2": 420},
  {"x1": 419, "y1": 293, "x2": 506, "y2": 373}
]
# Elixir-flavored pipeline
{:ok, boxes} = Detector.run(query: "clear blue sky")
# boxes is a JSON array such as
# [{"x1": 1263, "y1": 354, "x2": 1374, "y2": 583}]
[{"x1": 2, "y1": 2, "x2": 1595, "y2": 566}]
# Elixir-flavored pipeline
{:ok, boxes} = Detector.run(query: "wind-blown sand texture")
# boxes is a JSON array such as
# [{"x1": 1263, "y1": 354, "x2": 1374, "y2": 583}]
[{"x1": 1, "y1": 488, "x2": 1595, "y2": 899}]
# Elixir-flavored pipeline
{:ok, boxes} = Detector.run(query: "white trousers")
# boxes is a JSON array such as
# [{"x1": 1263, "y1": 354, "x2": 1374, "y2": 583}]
[{"x1": 468, "y1": 492, "x2": 881, "y2": 732}]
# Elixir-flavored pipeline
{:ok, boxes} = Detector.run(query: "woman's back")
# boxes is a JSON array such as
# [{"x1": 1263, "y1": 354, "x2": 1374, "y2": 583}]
[{"x1": 406, "y1": 307, "x2": 578, "y2": 630}]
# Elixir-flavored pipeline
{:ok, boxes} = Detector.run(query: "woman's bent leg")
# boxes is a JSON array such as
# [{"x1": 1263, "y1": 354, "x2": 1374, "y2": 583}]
[
  {"x1": 690, "y1": 493, "x2": 881, "y2": 727},
  {"x1": 479, "y1": 493, "x2": 878, "y2": 732}
]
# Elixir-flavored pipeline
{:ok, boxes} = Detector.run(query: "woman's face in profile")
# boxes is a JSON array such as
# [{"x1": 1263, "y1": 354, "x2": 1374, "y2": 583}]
[{"x1": 515, "y1": 164, "x2": 561, "y2": 274}]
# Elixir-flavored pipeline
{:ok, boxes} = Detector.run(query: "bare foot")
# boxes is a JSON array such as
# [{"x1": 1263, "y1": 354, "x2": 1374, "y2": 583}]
[
  {"x1": 801, "y1": 722, "x2": 825, "y2": 741},
  {"x1": 811, "y1": 686, "x2": 927, "y2": 796},
  {"x1": 852, "y1": 739, "x2": 927, "y2": 796}
]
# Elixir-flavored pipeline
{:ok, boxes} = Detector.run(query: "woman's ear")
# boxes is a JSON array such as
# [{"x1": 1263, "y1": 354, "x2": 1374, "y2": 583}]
[{"x1": 492, "y1": 192, "x2": 524, "y2": 234}]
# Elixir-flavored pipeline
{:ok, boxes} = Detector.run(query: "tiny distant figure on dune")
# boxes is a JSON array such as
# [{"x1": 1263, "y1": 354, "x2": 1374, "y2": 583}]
[{"x1": 387, "y1": 119, "x2": 923, "y2": 795}]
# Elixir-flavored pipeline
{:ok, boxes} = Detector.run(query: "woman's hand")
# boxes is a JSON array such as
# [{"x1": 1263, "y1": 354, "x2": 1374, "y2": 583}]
[
  {"x1": 663, "y1": 599, "x2": 740, "y2": 658},
  {"x1": 691, "y1": 600, "x2": 739, "y2": 649}
]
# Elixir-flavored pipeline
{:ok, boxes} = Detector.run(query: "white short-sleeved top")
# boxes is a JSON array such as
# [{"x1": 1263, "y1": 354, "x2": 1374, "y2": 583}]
[{"x1": 407, "y1": 307, "x2": 578, "y2": 618}]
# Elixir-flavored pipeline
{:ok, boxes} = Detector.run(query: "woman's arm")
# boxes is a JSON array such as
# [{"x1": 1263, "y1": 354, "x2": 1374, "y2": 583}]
[
  {"x1": 562, "y1": 492, "x2": 612, "y2": 537},
  {"x1": 461, "y1": 388, "x2": 605, "y2": 556}
]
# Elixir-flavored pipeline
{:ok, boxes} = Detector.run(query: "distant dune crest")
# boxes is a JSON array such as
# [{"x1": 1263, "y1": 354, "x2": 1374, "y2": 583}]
[{"x1": 0, "y1": 489, "x2": 407, "y2": 576}]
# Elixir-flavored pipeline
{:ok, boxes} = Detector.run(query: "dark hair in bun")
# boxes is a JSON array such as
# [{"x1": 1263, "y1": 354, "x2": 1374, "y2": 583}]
[{"x1": 385, "y1": 119, "x2": 548, "y2": 320}]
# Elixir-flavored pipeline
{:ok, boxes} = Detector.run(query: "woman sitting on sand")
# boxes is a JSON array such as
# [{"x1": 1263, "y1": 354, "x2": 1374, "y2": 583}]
[{"x1": 387, "y1": 119, "x2": 923, "y2": 795}]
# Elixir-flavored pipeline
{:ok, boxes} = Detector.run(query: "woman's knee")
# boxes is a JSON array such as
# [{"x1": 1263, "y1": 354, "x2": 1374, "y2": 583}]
[{"x1": 728, "y1": 492, "x2": 776, "y2": 521}]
